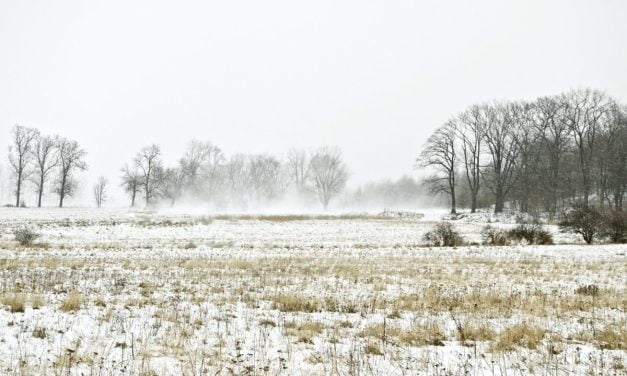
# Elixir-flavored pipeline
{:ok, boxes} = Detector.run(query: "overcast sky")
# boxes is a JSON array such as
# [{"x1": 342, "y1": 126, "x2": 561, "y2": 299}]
[{"x1": 1, "y1": 0, "x2": 626, "y2": 203}]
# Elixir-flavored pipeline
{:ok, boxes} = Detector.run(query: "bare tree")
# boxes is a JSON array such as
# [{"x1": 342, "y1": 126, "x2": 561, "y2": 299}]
[
  {"x1": 224, "y1": 154, "x2": 252, "y2": 208},
  {"x1": 159, "y1": 167, "x2": 186, "y2": 206},
  {"x1": 120, "y1": 164, "x2": 142, "y2": 207},
  {"x1": 562, "y1": 88, "x2": 610, "y2": 206},
  {"x1": 417, "y1": 119, "x2": 458, "y2": 214},
  {"x1": 511, "y1": 102, "x2": 541, "y2": 213},
  {"x1": 248, "y1": 154, "x2": 286, "y2": 202},
  {"x1": 533, "y1": 95, "x2": 570, "y2": 213},
  {"x1": 481, "y1": 102, "x2": 522, "y2": 213},
  {"x1": 286, "y1": 148, "x2": 311, "y2": 194},
  {"x1": 179, "y1": 140, "x2": 224, "y2": 199},
  {"x1": 457, "y1": 105, "x2": 485, "y2": 213},
  {"x1": 8, "y1": 125, "x2": 39, "y2": 207},
  {"x1": 135, "y1": 144, "x2": 163, "y2": 207},
  {"x1": 93, "y1": 176, "x2": 108, "y2": 208},
  {"x1": 55, "y1": 138, "x2": 88, "y2": 207},
  {"x1": 30, "y1": 134, "x2": 59, "y2": 207},
  {"x1": 308, "y1": 146, "x2": 349, "y2": 210}
]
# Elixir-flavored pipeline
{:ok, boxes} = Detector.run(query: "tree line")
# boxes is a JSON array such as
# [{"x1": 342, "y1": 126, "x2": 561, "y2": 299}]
[
  {"x1": 119, "y1": 143, "x2": 350, "y2": 210},
  {"x1": 418, "y1": 88, "x2": 627, "y2": 216}
]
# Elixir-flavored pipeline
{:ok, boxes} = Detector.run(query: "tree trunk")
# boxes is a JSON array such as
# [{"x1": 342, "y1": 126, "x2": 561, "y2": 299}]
[
  {"x1": 16, "y1": 170, "x2": 21, "y2": 207},
  {"x1": 38, "y1": 175, "x2": 44, "y2": 208},
  {"x1": 494, "y1": 186, "x2": 505, "y2": 213},
  {"x1": 59, "y1": 173, "x2": 67, "y2": 208},
  {"x1": 470, "y1": 194, "x2": 477, "y2": 213}
]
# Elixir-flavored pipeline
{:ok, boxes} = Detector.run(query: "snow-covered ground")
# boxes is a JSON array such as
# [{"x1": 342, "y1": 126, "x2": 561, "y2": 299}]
[{"x1": 0, "y1": 208, "x2": 624, "y2": 375}]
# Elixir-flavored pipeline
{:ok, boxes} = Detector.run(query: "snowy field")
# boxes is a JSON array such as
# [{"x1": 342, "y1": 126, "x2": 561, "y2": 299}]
[{"x1": 0, "y1": 208, "x2": 625, "y2": 375}]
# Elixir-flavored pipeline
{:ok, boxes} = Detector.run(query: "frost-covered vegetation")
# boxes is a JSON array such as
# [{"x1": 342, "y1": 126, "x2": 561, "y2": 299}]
[{"x1": 0, "y1": 208, "x2": 624, "y2": 375}]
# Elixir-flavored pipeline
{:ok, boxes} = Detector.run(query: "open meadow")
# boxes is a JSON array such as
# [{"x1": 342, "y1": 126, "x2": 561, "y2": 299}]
[{"x1": 0, "y1": 208, "x2": 625, "y2": 375}]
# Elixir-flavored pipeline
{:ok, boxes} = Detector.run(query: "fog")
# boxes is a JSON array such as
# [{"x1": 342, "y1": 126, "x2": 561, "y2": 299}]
[{"x1": 1, "y1": 1, "x2": 626, "y2": 209}]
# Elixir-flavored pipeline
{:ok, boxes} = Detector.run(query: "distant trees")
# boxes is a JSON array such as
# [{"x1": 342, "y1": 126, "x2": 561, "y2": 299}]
[
  {"x1": 119, "y1": 143, "x2": 350, "y2": 210},
  {"x1": 419, "y1": 88, "x2": 627, "y2": 214},
  {"x1": 8, "y1": 125, "x2": 39, "y2": 207},
  {"x1": 308, "y1": 147, "x2": 349, "y2": 210},
  {"x1": 55, "y1": 138, "x2": 88, "y2": 208},
  {"x1": 4, "y1": 126, "x2": 89, "y2": 208},
  {"x1": 31, "y1": 134, "x2": 59, "y2": 207},
  {"x1": 93, "y1": 176, "x2": 108, "y2": 208},
  {"x1": 135, "y1": 144, "x2": 163, "y2": 207},
  {"x1": 120, "y1": 164, "x2": 141, "y2": 207},
  {"x1": 418, "y1": 119, "x2": 458, "y2": 214}
]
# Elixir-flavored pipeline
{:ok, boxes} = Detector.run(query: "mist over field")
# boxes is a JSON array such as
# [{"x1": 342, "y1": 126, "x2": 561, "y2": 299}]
[{"x1": 0, "y1": 2, "x2": 626, "y2": 375}]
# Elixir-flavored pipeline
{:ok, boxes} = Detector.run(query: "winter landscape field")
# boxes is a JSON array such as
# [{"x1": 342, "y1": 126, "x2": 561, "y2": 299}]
[{"x1": 0, "y1": 208, "x2": 624, "y2": 376}]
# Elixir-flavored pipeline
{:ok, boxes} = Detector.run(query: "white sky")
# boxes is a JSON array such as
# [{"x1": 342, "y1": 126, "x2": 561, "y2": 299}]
[{"x1": 1, "y1": 0, "x2": 626, "y2": 204}]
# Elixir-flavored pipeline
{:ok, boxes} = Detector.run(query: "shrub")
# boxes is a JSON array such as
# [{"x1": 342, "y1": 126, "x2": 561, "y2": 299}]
[
  {"x1": 482, "y1": 226, "x2": 510, "y2": 246},
  {"x1": 559, "y1": 203, "x2": 602, "y2": 244},
  {"x1": 422, "y1": 222, "x2": 464, "y2": 247},
  {"x1": 575, "y1": 284, "x2": 600, "y2": 297},
  {"x1": 508, "y1": 224, "x2": 554, "y2": 245},
  {"x1": 13, "y1": 227, "x2": 40, "y2": 246},
  {"x1": 599, "y1": 209, "x2": 627, "y2": 243}
]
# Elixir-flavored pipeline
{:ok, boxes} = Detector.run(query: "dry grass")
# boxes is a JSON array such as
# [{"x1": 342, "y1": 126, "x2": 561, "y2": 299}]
[
  {"x1": 491, "y1": 322, "x2": 545, "y2": 352},
  {"x1": 595, "y1": 323, "x2": 627, "y2": 350},
  {"x1": 0, "y1": 212, "x2": 624, "y2": 375},
  {"x1": 1, "y1": 293, "x2": 26, "y2": 313},
  {"x1": 359, "y1": 321, "x2": 446, "y2": 346},
  {"x1": 59, "y1": 293, "x2": 84, "y2": 312}
]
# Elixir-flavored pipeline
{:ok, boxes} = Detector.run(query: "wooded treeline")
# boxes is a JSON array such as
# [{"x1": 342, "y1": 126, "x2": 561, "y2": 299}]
[{"x1": 418, "y1": 88, "x2": 627, "y2": 215}]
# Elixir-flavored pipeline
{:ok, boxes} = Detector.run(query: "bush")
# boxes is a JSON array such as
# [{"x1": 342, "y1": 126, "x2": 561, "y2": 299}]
[
  {"x1": 599, "y1": 209, "x2": 627, "y2": 243},
  {"x1": 508, "y1": 224, "x2": 554, "y2": 245},
  {"x1": 423, "y1": 222, "x2": 464, "y2": 247},
  {"x1": 482, "y1": 226, "x2": 510, "y2": 246},
  {"x1": 482, "y1": 224, "x2": 554, "y2": 246},
  {"x1": 14, "y1": 227, "x2": 40, "y2": 246},
  {"x1": 559, "y1": 203, "x2": 602, "y2": 244}
]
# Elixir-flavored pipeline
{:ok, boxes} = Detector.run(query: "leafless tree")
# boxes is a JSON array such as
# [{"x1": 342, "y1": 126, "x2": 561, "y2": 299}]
[
  {"x1": 8, "y1": 125, "x2": 39, "y2": 207},
  {"x1": 562, "y1": 88, "x2": 610, "y2": 206},
  {"x1": 417, "y1": 119, "x2": 458, "y2": 214},
  {"x1": 457, "y1": 105, "x2": 485, "y2": 213},
  {"x1": 55, "y1": 138, "x2": 88, "y2": 207},
  {"x1": 224, "y1": 154, "x2": 252, "y2": 208},
  {"x1": 93, "y1": 176, "x2": 108, "y2": 208},
  {"x1": 511, "y1": 102, "x2": 542, "y2": 213},
  {"x1": 135, "y1": 144, "x2": 163, "y2": 207},
  {"x1": 533, "y1": 95, "x2": 570, "y2": 213},
  {"x1": 597, "y1": 101, "x2": 627, "y2": 210},
  {"x1": 159, "y1": 167, "x2": 186, "y2": 206},
  {"x1": 308, "y1": 146, "x2": 349, "y2": 210},
  {"x1": 120, "y1": 164, "x2": 142, "y2": 207},
  {"x1": 248, "y1": 154, "x2": 287, "y2": 201},
  {"x1": 30, "y1": 134, "x2": 59, "y2": 207},
  {"x1": 481, "y1": 102, "x2": 522, "y2": 213},
  {"x1": 286, "y1": 148, "x2": 311, "y2": 194},
  {"x1": 179, "y1": 140, "x2": 224, "y2": 199}
]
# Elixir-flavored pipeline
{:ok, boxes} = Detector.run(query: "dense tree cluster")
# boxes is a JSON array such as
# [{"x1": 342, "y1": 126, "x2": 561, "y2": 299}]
[{"x1": 419, "y1": 88, "x2": 627, "y2": 215}]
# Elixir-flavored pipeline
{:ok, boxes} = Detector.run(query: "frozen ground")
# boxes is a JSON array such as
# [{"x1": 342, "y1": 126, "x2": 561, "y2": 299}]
[{"x1": 0, "y1": 208, "x2": 625, "y2": 375}]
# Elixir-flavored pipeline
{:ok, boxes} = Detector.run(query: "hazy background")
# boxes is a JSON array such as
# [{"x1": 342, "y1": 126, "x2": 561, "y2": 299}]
[{"x1": 1, "y1": 0, "x2": 626, "y2": 206}]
